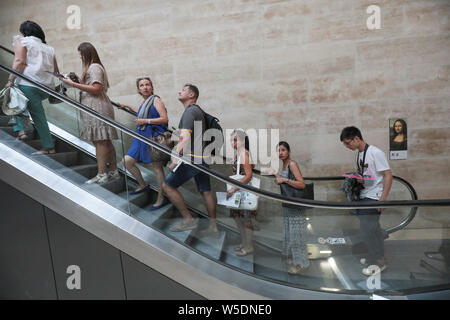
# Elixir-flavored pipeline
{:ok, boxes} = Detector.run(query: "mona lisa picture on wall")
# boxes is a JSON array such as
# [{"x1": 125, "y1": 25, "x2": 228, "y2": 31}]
[{"x1": 389, "y1": 118, "x2": 407, "y2": 160}]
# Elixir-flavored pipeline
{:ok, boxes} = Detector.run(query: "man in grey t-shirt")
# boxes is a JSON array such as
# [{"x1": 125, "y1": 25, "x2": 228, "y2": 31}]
[
  {"x1": 177, "y1": 102, "x2": 206, "y2": 160},
  {"x1": 162, "y1": 84, "x2": 218, "y2": 235}
]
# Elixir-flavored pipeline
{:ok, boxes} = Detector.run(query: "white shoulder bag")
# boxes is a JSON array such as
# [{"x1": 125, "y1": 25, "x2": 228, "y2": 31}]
[
  {"x1": 226, "y1": 153, "x2": 260, "y2": 211},
  {"x1": 1, "y1": 86, "x2": 29, "y2": 116}
]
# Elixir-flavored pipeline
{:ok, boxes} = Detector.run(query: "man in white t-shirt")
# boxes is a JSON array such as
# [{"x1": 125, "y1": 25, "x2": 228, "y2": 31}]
[{"x1": 340, "y1": 126, "x2": 392, "y2": 276}]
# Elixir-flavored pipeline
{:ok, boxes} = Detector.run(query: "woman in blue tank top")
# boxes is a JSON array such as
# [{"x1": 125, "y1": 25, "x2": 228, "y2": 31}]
[{"x1": 118, "y1": 77, "x2": 169, "y2": 210}]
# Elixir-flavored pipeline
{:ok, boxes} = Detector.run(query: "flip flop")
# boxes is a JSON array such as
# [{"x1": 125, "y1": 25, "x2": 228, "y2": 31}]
[
  {"x1": 288, "y1": 265, "x2": 308, "y2": 275},
  {"x1": 31, "y1": 149, "x2": 56, "y2": 155},
  {"x1": 236, "y1": 248, "x2": 254, "y2": 256},
  {"x1": 149, "y1": 198, "x2": 169, "y2": 211},
  {"x1": 129, "y1": 185, "x2": 151, "y2": 195}
]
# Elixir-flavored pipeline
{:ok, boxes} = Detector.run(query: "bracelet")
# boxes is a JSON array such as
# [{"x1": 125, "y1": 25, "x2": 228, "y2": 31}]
[{"x1": 148, "y1": 119, "x2": 151, "y2": 124}]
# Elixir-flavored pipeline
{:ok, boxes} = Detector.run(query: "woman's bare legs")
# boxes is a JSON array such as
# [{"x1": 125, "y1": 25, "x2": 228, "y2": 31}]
[
  {"x1": 106, "y1": 140, "x2": 117, "y2": 171},
  {"x1": 85, "y1": 140, "x2": 110, "y2": 183},
  {"x1": 234, "y1": 214, "x2": 254, "y2": 256},
  {"x1": 152, "y1": 162, "x2": 166, "y2": 206},
  {"x1": 123, "y1": 155, "x2": 148, "y2": 191},
  {"x1": 94, "y1": 140, "x2": 109, "y2": 174}
]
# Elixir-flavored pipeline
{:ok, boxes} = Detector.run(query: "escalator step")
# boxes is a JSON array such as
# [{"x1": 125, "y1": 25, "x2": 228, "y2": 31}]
[
  {"x1": 132, "y1": 202, "x2": 174, "y2": 228},
  {"x1": 221, "y1": 242, "x2": 254, "y2": 274},
  {"x1": 190, "y1": 230, "x2": 227, "y2": 261},
  {"x1": 117, "y1": 188, "x2": 152, "y2": 209},
  {"x1": 0, "y1": 126, "x2": 15, "y2": 135}
]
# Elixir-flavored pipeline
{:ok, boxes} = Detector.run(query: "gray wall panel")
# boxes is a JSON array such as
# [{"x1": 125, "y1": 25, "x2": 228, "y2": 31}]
[
  {"x1": 45, "y1": 208, "x2": 126, "y2": 300},
  {"x1": 121, "y1": 253, "x2": 205, "y2": 300},
  {"x1": 0, "y1": 179, "x2": 57, "y2": 299}
]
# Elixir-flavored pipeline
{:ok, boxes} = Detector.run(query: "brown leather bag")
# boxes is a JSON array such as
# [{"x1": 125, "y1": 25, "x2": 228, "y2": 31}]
[{"x1": 149, "y1": 127, "x2": 174, "y2": 164}]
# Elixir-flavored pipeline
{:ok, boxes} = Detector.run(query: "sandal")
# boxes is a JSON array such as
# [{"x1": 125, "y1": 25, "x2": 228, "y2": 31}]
[
  {"x1": 236, "y1": 248, "x2": 254, "y2": 256},
  {"x1": 85, "y1": 173, "x2": 109, "y2": 184},
  {"x1": 31, "y1": 149, "x2": 56, "y2": 155},
  {"x1": 16, "y1": 132, "x2": 29, "y2": 141},
  {"x1": 170, "y1": 218, "x2": 198, "y2": 232},
  {"x1": 288, "y1": 265, "x2": 308, "y2": 275},
  {"x1": 234, "y1": 244, "x2": 243, "y2": 252}
]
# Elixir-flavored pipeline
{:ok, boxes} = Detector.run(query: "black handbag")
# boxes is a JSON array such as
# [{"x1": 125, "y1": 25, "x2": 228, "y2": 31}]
[
  {"x1": 48, "y1": 84, "x2": 67, "y2": 104},
  {"x1": 280, "y1": 165, "x2": 314, "y2": 210}
]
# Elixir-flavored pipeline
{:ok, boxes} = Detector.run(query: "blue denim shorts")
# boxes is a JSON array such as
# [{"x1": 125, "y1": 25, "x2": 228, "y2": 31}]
[{"x1": 164, "y1": 162, "x2": 211, "y2": 192}]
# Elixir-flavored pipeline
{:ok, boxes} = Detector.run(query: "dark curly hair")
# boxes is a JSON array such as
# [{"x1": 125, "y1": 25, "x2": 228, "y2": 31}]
[{"x1": 20, "y1": 21, "x2": 46, "y2": 44}]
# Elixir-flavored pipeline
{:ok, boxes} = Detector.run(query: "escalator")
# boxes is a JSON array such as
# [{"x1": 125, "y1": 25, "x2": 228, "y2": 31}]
[{"x1": 1, "y1": 56, "x2": 450, "y2": 299}]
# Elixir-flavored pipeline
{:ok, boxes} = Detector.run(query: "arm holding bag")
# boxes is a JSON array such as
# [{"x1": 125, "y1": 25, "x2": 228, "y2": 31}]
[
  {"x1": 1, "y1": 86, "x2": 29, "y2": 116},
  {"x1": 227, "y1": 174, "x2": 260, "y2": 211},
  {"x1": 280, "y1": 167, "x2": 314, "y2": 210}
]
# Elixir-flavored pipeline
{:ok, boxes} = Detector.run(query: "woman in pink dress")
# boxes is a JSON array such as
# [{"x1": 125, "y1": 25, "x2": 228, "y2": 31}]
[{"x1": 62, "y1": 42, "x2": 119, "y2": 184}]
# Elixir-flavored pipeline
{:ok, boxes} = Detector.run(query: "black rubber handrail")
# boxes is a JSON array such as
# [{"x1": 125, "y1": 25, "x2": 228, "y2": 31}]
[
  {"x1": 1, "y1": 44, "x2": 265, "y2": 176},
  {"x1": 0, "y1": 45, "x2": 13, "y2": 55},
  {"x1": 2, "y1": 63, "x2": 450, "y2": 211},
  {"x1": 1, "y1": 44, "x2": 137, "y2": 117}
]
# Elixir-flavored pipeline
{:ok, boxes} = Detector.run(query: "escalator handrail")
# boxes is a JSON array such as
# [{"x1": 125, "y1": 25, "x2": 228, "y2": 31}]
[
  {"x1": 1, "y1": 44, "x2": 296, "y2": 177},
  {"x1": 0, "y1": 45, "x2": 14, "y2": 55},
  {"x1": 1, "y1": 63, "x2": 450, "y2": 211},
  {"x1": 1, "y1": 45, "x2": 137, "y2": 118}
]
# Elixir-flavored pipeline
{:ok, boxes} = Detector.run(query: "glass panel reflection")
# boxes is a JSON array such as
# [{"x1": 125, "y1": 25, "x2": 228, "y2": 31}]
[{"x1": 1, "y1": 64, "x2": 449, "y2": 297}]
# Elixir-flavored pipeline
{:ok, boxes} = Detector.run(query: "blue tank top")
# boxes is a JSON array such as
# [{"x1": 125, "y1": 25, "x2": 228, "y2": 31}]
[{"x1": 135, "y1": 102, "x2": 168, "y2": 137}]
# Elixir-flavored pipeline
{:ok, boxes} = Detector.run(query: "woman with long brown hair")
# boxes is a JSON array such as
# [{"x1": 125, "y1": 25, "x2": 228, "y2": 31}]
[
  {"x1": 226, "y1": 130, "x2": 256, "y2": 256},
  {"x1": 62, "y1": 42, "x2": 119, "y2": 184}
]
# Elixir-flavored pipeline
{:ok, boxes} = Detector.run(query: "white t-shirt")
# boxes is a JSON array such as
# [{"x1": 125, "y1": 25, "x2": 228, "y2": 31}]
[
  {"x1": 13, "y1": 35, "x2": 55, "y2": 88},
  {"x1": 357, "y1": 145, "x2": 390, "y2": 200}
]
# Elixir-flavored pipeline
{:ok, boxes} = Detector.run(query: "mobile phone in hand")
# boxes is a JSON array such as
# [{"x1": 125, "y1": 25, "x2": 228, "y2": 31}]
[
  {"x1": 45, "y1": 71, "x2": 65, "y2": 79},
  {"x1": 68, "y1": 72, "x2": 80, "y2": 83}
]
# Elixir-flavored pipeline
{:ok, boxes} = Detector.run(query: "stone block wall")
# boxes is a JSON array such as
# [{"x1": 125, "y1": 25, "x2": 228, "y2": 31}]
[{"x1": 1, "y1": 0, "x2": 449, "y2": 205}]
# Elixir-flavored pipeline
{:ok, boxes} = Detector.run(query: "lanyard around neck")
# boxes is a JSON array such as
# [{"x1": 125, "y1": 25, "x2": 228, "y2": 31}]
[{"x1": 357, "y1": 144, "x2": 369, "y2": 176}]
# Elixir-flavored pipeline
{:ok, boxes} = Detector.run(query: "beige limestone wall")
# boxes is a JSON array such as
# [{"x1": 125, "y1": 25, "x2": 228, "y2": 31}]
[{"x1": 1, "y1": 0, "x2": 449, "y2": 204}]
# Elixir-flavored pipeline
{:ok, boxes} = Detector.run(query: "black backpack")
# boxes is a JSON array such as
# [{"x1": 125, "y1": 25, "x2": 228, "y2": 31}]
[{"x1": 194, "y1": 105, "x2": 224, "y2": 156}]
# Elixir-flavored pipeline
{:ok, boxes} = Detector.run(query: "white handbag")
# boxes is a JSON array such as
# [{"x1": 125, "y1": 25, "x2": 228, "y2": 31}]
[
  {"x1": 226, "y1": 154, "x2": 261, "y2": 211},
  {"x1": 1, "y1": 86, "x2": 29, "y2": 116}
]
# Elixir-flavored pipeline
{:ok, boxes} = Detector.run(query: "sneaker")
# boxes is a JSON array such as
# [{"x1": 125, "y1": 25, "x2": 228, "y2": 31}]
[{"x1": 170, "y1": 218, "x2": 198, "y2": 232}]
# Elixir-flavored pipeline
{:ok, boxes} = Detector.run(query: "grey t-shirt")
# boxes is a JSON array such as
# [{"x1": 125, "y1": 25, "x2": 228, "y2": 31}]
[{"x1": 178, "y1": 104, "x2": 206, "y2": 158}]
